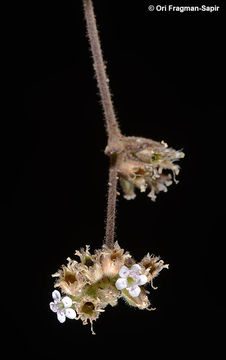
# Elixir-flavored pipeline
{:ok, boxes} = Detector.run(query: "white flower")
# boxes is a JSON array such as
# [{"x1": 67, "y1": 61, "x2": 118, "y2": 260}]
[
  {"x1": 49, "y1": 290, "x2": 76, "y2": 323},
  {"x1": 115, "y1": 264, "x2": 147, "y2": 297}
]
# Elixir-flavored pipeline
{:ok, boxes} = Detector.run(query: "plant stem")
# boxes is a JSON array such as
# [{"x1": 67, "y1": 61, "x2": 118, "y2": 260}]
[
  {"x1": 82, "y1": 0, "x2": 121, "y2": 144},
  {"x1": 83, "y1": 0, "x2": 121, "y2": 248},
  {"x1": 104, "y1": 156, "x2": 118, "y2": 249}
]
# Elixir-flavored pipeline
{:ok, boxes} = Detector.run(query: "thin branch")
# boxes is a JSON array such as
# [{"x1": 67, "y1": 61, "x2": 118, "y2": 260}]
[
  {"x1": 104, "y1": 156, "x2": 118, "y2": 249},
  {"x1": 83, "y1": 0, "x2": 121, "y2": 249},
  {"x1": 83, "y1": 0, "x2": 121, "y2": 144}
]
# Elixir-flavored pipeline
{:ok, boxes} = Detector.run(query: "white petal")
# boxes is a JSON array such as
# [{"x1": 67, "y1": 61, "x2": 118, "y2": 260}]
[
  {"x1": 119, "y1": 266, "x2": 130, "y2": 278},
  {"x1": 131, "y1": 264, "x2": 141, "y2": 273},
  {"x1": 57, "y1": 310, "x2": 66, "y2": 323},
  {"x1": 115, "y1": 278, "x2": 128, "y2": 290},
  {"x1": 65, "y1": 308, "x2": 76, "y2": 319},
  {"x1": 52, "y1": 290, "x2": 61, "y2": 302},
  {"x1": 49, "y1": 302, "x2": 58, "y2": 313},
  {"x1": 128, "y1": 285, "x2": 141, "y2": 297},
  {"x1": 138, "y1": 275, "x2": 148, "y2": 286},
  {"x1": 62, "y1": 296, "x2": 72, "y2": 308}
]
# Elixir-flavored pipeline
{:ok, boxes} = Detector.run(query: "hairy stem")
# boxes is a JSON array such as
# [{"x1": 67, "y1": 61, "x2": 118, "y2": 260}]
[
  {"x1": 104, "y1": 156, "x2": 118, "y2": 248},
  {"x1": 83, "y1": 0, "x2": 121, "y2": 144},
  {"x1": 83, "y1": 0, "x2": 121, "y2": 248}
]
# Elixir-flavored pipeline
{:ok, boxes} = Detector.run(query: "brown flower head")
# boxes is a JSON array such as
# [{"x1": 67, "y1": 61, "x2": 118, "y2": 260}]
[
  {"x1": 75, "y1": 245, "x2": 104, "y2": 283},
  {"x1": 117, "y1": 136, "x2": 184, "y2": 201},
  {"x1": 139, "y1": 253, "x2": 169, "y2": 288},
  {"x1": 98, "y1": 241, "x2": 131, "y2": 277},
  {"x1": 52, "y1": 258, "x2": 85, "y2": 296},
  {"x1": 76, "y1": 296, "x2": 105, "y2": 334}
]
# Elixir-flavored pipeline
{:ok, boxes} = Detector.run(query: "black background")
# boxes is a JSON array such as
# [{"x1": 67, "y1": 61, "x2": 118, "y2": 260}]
[{"x1": 7, "y1": 0, "x2": 225, "y2": 356}]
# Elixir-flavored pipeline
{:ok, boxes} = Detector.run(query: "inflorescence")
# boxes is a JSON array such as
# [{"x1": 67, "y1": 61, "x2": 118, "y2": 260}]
[{"x1": 50, "y1": 243, "x2": 168, "y2": 334}]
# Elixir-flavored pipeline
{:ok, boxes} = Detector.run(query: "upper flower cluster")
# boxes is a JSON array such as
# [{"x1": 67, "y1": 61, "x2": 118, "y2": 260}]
[{"x1": 117, "y1": 136, "x2": 184, "y2": 201}]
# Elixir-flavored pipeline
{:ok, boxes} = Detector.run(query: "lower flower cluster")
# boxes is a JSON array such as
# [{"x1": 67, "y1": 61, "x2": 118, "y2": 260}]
[{"x1": 50, "y1": 242, "x2": 168, "y2": 334}]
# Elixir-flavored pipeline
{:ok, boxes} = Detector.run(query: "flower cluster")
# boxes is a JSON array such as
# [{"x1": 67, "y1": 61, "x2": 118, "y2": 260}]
[
  {"x1": 50, "y1": 243, "x2": 168, "y2": 334},
  {"x1": 117, "y1": 136, "x2": 184, "y2": 201}
]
